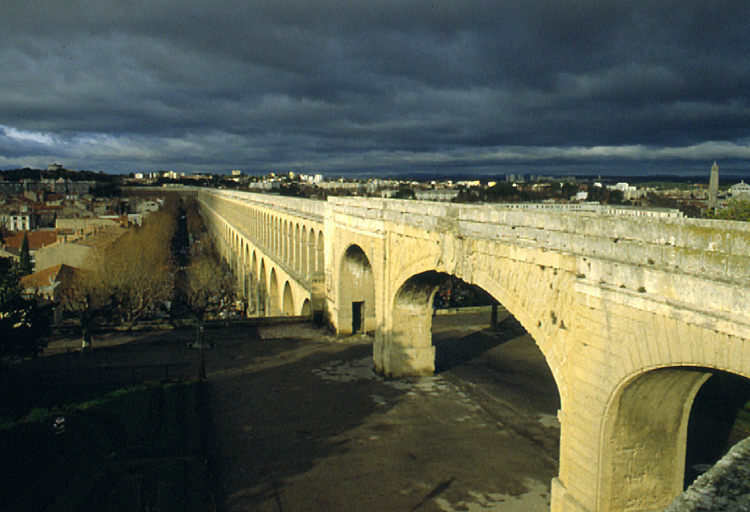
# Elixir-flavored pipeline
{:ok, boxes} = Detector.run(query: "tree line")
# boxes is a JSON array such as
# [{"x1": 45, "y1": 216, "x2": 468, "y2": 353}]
[
  {"x1": 1, "y1": 194, "x2": 236, "y2": 359},
  {"x1": 60, "y1": 194, "x2": 236, "y2": 349}
]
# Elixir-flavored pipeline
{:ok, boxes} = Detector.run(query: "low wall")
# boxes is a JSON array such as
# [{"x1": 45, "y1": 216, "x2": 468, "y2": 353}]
[{"x1": 666, "y1": 436, "x2": 750, "y2": 512}]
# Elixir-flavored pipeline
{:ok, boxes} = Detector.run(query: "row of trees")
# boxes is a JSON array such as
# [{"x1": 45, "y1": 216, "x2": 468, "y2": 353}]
[
  {"x1": 58, "y1": 195, "x2": 235, "y2": 349},
  {"x1": 60, "y1": 202, "x2": 178, "y2": 347}
]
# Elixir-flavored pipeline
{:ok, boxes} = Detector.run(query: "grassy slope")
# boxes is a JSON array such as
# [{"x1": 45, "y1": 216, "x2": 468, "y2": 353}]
[{"x1": 0, "y1": 382, "x2": 211, "y2": 512}]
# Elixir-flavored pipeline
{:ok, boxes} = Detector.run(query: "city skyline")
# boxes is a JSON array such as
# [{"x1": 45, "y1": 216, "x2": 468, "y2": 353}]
[{"x1": 2, "y1": 1, "x2": 750, "y2": 176}]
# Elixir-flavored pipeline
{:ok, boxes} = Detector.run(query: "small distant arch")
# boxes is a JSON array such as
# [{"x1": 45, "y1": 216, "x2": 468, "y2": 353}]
[
  {"x1": 282, "y1": 282, "x2": 294, "y2": 316},
  {"x1": 301, "y1": 226, "x2": 309, "y2": 276},
  {"x1": 316, "y1": 231, "x2": 324, "y2": 273},
  {"x1": 301, "y1": 298, "x2": 311, "y2": 317},
  {"x1": 269, "y1": 268, "x2": 280, "y2": 316}
]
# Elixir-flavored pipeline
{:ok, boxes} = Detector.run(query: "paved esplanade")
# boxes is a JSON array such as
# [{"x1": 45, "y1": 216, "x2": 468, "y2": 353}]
[{"x1": 185, "y1": 187, "x2": 750, "y2": 512}]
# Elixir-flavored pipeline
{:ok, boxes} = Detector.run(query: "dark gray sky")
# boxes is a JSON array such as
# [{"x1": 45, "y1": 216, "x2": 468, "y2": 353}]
[{"x1": 2, "y1": 1, "x2": 749, "y2": 176}]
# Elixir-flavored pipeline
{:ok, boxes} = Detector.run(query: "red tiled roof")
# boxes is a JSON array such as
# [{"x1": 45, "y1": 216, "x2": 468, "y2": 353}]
[
  {"x1": 3, "y1": 229, "x2": 58, "y2": 250},
  {"x1": 20, "y1": 263, "x2": 79, "y2": 289}
]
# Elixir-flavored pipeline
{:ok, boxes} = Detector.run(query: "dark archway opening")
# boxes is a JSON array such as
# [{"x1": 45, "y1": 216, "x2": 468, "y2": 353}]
[
  {"x1": 428, "y1": 274, "x2": 560, "y2": 423},
  {"x1": 432, "y1": 275, "x2": 504, "y2": 372},
  {"x1": 685, "y1": 371, "x2": 750, "y2": 487}
]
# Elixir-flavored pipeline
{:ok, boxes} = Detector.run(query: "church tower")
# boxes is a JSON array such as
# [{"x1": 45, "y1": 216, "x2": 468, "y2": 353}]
[{"x1": 708, "y1": 161, "x2": 719, "y2": 209}]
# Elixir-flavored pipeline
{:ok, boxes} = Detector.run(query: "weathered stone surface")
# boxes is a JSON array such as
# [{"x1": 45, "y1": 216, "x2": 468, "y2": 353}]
[{"x1": 666, "y1": 436, "x2": 750, "y2": 512}]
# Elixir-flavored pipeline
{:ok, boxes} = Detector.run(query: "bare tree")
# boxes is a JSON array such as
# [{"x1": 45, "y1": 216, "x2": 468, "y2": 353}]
[
  {"x1": 59, "y1": 253, "x2": 113, "y2": 349},
  {"x1": 105, "y1": 209, "x2": 176, "y2": 323},
  {"x1": 59, "y1": 205, "x2": 177, "y2": 347},
  {"x1": 179, "y1": 240, "x2": 234, "y2": 349}
]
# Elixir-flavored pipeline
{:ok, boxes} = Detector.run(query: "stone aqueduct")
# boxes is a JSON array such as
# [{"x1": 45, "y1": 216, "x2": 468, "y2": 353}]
[{"x1": 185, "y1": 187, "x2": 750, "y2": 512}]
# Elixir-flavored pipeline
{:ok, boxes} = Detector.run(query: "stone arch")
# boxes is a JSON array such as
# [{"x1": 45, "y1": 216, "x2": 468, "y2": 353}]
[
  {"x1": 301, "y1": 298, "x2": 311, "y2": 317},
  {"x1": 249, "y1": 251, "x2": 259, "y2": 315},
  {"x1": 250, "y1": 250, "x2": 258, "y2": 280},
  {"x1": 307, "y1": 228, "x2": 316, "y2": 274},
  {"x1": 337, "y1": 244, "x2": 375, "y2": 335},
  {"x1": 259, "y1": 259, "x2": 268, "y2": 317},
  {"x1": 598, "y1": 367, "x2": 712, "y2": 512},
  {"x1": 282, "y1": 281, "x2": 294, "y2": 316},
  {"x1": 283, "y1": 219, "x2": 289, "y2": 263},
  {"x1": 274, "y1": 215, "x2": 279, "y2": 252},
  {"x1": 385, "y1": 252, "x2": 565, "y2": 393},
  {"x1": 264, "y1": 212, "x2": 269, "y2": 248},
  {"x1": 316, "y1": 231, "x2": 324, "y2": 273},
  {"x1": 269, "y1": 268, "x2": 280, "y2": 316},
  {"x1": 261, "y1": 212, "x2": 266, "y2": 246},
  {"x1": 294, "y1": 223, "x2": 301, "y2": 271},
  {"x1": 301, "y1": 226, "x2": 309, "y2": 276},
  {"x1": 598, "y1": 365, "x2": 750, "y2": 511}
]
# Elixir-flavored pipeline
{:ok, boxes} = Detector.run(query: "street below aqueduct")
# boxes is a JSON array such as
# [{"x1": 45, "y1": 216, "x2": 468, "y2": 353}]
[{"x1": 208, "y1": 310, "x2": 561, "y2": 512}]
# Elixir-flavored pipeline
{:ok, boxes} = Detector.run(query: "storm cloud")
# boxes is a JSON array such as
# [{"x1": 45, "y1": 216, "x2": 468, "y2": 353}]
[{"x1": 2, "y1": 0, "x2": 749, "y2": 176}]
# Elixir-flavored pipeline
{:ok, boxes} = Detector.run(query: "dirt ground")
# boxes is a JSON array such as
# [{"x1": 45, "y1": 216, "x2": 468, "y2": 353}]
[
  {"x1": 204, "y1": 314, "x2": 560, "y2": 512},
  {"x1": 27, "y1": 312, "x2": 560, "y2": 512}
]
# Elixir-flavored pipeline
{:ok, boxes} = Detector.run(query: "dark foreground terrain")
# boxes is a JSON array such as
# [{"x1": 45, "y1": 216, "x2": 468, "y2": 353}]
[
  {"x1": 206, "y1": 311, "x2": 560, "y2": 512},
  {"x1": 2, "y1": 311, "x2": 561, "y2": 512}
]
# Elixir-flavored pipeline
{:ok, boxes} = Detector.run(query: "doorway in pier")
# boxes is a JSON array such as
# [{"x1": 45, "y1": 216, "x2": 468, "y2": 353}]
[{"x1": 352, "y1": 301, "x2": 365, "y2": 334}]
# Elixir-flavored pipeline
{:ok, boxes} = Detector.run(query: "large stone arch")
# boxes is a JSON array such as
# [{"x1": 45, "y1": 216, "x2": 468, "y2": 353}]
[
  {"x1": 597, "y1": 366, "x2": 713, "y2": 512},
  {"x1": 337, "y1": 244, "x2": 376, "y2": 335},
  {"x1": 596, "y1": 338, "x2": 750, "y2": 512},
  {"x1": 382, "y1": 245, "x2": 569, "y2": 395},
  {"x1": 282, "y1": 281, "x2": 294, "y2": 316}
]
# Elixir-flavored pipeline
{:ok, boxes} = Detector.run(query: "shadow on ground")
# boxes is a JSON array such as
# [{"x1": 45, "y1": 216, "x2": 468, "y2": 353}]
[
  {"x1": 204, "y1": 333, "x2": 410, "y2": 511},
  {"x1": 433, "y1": 314, "x2": 528, "y2": 373}
]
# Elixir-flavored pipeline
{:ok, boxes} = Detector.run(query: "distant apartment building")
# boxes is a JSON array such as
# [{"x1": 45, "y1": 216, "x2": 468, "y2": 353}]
[
  {"x1": 610, "y1": 182, "x2": 646, "y2": 201},
  {"x1": 0, "y1": 179, "x2": 93, "y2": 197},
  {"x1": 317, "y1": 180, "x2": 362, "y2": 191},
  {"x1": 248, "y1": 180, "x2": 281, "y2": 191},
  {"x1": 415, "y1": 189, "x2": 460, "y2": 202},
  {"x1": 457, "y1": 180, "x2": 482, "y2": 187}
]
